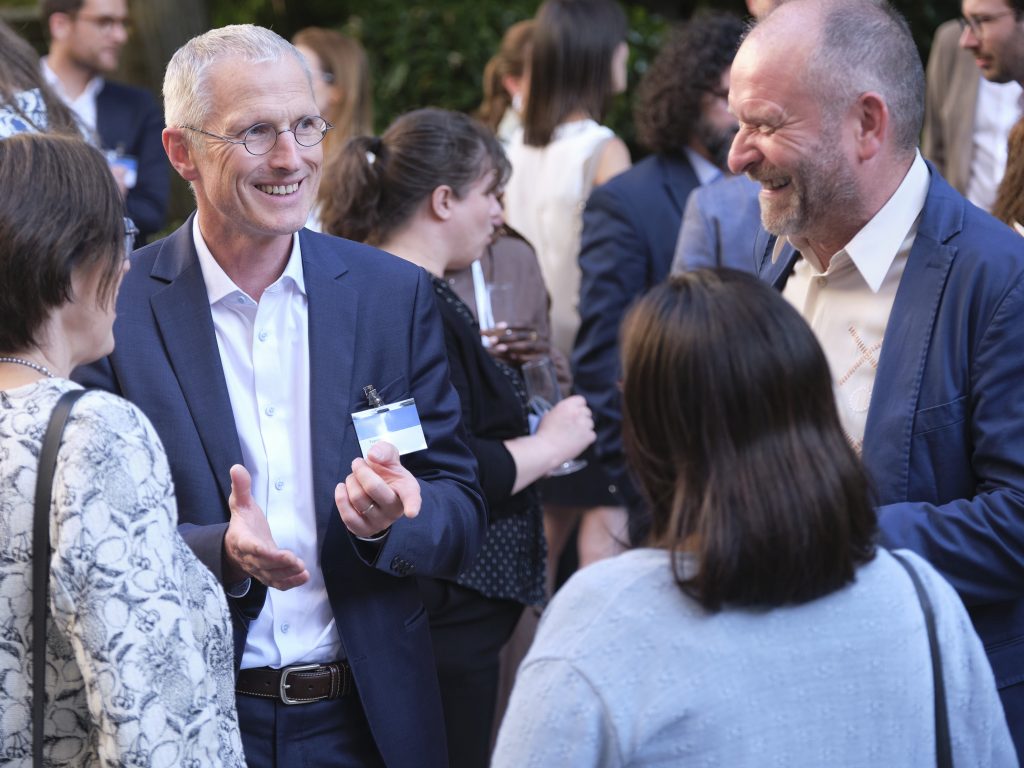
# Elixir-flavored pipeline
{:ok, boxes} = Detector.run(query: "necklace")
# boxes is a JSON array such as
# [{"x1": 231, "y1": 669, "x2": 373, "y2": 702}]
[{"x1": 0, "y1": 356, "x2": 55, "y2": 379}]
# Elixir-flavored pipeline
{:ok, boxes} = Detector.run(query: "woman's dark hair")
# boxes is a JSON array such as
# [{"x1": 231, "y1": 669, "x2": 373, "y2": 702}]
[
  {"x1": 0, "y1": 134, "x2": 125, "y2": 352},
  {"x1": 476, "y1": 19, "x2": 535, "y2": 133},
  {"x1": 620, "y1": 269, "x2": 877, "y2": 611},
  {"x1": 522, "y1": 0, "x2": 627, "y2": 146},
  {"x1": 993, "y1": 119, "x2": 1024, "y2": 228},
  {"x1": 0, "y1": 20, "x2": 80, "y2": 136},
  {"x1": 321, "y1": 107, "x2": 511, "y2": 245},
  {"x1": 634, "y1": 12, "x2": 745, "y2": 154}
]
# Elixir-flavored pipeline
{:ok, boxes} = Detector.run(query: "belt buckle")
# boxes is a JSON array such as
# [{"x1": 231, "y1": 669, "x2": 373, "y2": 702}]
[{"x1": 279, "y1": 663, "x2": 321, "y2": 705}]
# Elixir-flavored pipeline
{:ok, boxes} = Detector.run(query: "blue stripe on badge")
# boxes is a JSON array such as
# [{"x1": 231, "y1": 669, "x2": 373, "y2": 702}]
[{"x1": 383, "y1": 401, "x2": 422, "y2": 432}]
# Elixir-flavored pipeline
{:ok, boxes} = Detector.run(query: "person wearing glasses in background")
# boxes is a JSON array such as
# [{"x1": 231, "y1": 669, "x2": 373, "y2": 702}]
[
  {"x1": 41, "y1": 0, "x2": 169, "y2": 243},
  {"x1": 75, "y1": 24, "x2": 487, "y2": 768},
  {"x1": 961, "y1": 0, "x2": 1024, "y2": 219}
]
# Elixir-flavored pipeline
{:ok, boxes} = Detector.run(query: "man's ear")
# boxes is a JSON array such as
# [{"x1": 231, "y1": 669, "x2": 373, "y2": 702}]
[
  {"x1": 48, "y1": 12, "x2": 72, "y2": 44},
  {"x1": 851, "y1": 91, "x2": 888, "y2": 162},
  {"x1": 429, "y1": 185, "x2": 454, "y2": 221},
  {"x1": 163, "y1": 128, "x2": 200, "y2": 182}
]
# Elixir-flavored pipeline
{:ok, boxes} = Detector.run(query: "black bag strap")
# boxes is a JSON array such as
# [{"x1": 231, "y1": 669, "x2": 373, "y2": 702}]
[
  {"x1": 32, "y1": 388, "x2": 86, "y2": 767},
  {"x1": 891, "y1": 550, "x2": 953, "y2": 768}
]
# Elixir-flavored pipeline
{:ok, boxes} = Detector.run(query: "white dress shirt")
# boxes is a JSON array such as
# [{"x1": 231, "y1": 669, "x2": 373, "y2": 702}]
[
  {"x1": 40, "y1": 56, "x2": 104, "y2": 136},
  {"x1": 193, "y1": 217, "x2": 343, "y2": 668},
  {"x1": 966, "y1": 78, "x2": 1022, "y2": 212},
  {"x1": 776, "y1": 152, "x2": 930, "y2": 451}
]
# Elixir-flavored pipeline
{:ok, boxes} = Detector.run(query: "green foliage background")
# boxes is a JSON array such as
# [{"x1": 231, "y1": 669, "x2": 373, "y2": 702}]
[{"x1": 201, "y1": 0, "x2": 959, "y2": 156}]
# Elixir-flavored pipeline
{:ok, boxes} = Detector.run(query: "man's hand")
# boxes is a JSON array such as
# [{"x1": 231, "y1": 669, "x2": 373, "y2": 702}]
[
  {"x1": 335, "y1": 441, "x2": 421, "y2": 538},
  {"x1": 224, "y1": 464, "x2": 309, "y2": 590}
]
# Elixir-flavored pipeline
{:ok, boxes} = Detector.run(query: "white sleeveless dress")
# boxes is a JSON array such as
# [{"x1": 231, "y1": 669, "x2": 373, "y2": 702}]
[{"x1": 504, "y1": 119, "x2": 613, "y2": 358}]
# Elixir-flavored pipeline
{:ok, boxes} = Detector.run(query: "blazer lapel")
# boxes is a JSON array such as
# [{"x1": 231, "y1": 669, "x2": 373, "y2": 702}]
[
  {"x1": 149, "y1": 218, "x2": 243, "y2": 505},
  {"x1": 757, "y1": 234, "x2": 799, "y2": 289},
  {"x1": 661, "y1": 154, "x2": 701, "y2": 215},
  {"x1": 862, "y1": 171, "x2": 962, "y2": 502},
  {"x1": 301, "y1": 231, "x2": 359, "y2": 543}
]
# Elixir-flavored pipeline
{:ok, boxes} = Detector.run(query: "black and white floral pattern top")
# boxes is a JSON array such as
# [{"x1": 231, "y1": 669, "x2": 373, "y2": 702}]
[{"x1": 0, "y1": 379, "x2": 246, "y2": 767}]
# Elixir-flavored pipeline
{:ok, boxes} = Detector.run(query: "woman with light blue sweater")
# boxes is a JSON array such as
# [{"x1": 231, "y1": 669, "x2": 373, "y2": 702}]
[{"x1": 493, "y1": 270, "x2": 1015, "y2": 767}]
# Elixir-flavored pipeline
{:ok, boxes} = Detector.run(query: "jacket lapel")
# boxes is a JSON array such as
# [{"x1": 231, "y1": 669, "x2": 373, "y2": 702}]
[
  {"x1": 861, "y1": 170, "x2": 962, "y2": 502},
  {"x1": 661, "y1": 154, "x2": 701, "y2": 216},
  {"x1": 149, "y1": 217, "x2": 243, "y2": 505},
  {"x1": 301, "y1": 231, "x2": 359, "y2": 543}
]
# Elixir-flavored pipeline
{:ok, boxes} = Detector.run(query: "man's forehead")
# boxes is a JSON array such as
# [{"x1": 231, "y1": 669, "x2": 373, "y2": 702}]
[
  {"x1": 963, "y1": 0, "x2": 1014, "y2": 12},
  {"x1": 205, "y1": 56, "x2": 315, "y2": 126},
  {"x1": 78, "y1": 0, "x2": 128, "y2": 17}
]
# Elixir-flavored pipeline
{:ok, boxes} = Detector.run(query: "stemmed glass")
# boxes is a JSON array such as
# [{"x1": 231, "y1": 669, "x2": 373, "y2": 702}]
[{"x1": 521, "y1": 357, "x2": 587, "y2": 476}]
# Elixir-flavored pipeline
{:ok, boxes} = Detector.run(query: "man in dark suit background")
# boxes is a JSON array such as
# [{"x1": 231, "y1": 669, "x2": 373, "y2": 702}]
[
  {"x1": 572, "y1": 12, "x2": 745, "y2": 539},
  {"x1": 76, "y1": 23, "x2": 486, "y2": 768},
  {"x1": 42, "y1": 0, "x2": 168, "y2": 241},
  {"x1": 730, "y1": 0, "x2": 1024, "y2": 752}
]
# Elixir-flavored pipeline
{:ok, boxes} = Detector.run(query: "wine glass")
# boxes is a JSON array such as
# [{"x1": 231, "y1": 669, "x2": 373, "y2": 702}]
[{"x1": 521, "y1": 357, "x2": 587, "y2": 476}]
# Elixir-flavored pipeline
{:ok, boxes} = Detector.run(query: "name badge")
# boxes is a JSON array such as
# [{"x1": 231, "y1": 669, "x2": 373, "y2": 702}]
[{"x1": 351, "y1": 398, "x2": 427, "y2": 457}]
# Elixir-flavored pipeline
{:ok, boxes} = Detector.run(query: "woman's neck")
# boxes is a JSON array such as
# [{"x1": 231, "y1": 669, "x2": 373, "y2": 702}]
[{"x1": 379, "y1": 230, "x2": 447, "y2": 278}]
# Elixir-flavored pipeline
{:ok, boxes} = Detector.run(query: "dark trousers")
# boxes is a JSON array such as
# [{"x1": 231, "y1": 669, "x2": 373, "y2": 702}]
[
  {"x1": 236, "y1": 686, "x2": 386, "y2": 768},
  {"x1": 419, "y1": 579, "x2": 524, "y2": 768}
]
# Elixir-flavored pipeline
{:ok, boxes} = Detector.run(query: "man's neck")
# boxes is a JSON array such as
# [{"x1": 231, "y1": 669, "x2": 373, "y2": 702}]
[
  {"x1": 46, "y1": 50, "x2": 100, "y2": 100},
  {"x1": 198, "y1": 223, "x2": 294, "y2": 303}
]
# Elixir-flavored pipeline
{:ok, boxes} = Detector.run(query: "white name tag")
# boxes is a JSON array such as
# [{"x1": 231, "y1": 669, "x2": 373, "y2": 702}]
[{"x1": 351, "y1": 397, "x2": 427, "y2": 457}]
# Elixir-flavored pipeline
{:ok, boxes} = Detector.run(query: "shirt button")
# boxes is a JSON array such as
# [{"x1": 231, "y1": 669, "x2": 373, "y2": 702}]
[
  {"x1": 258, "y1": 330, "x2": 269, "y2": 341},
  {"x1": 274, "y1": 479, "x2": 285, "y2": 491},
  {"x1": 236, "y1": 296, "x2": 246, "y2": 305},
  {"x1": 281, "y1": 623, "x2": 289, "y2": 633},
  {"x1": 265, "y1": 405, "x2": 275, "y2": 416}
]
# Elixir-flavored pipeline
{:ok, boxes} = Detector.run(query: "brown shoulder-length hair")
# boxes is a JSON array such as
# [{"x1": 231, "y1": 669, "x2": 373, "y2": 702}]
[
  {"x1": 476, "y1": 19, "x2": 535, "y2": 134},
  {"x1": 620, "y1": 270, "x2": 877, "y2": 611},
  {"x1": 993, "y1": 117, "x2": 1024, "y2": 229},
  {"x1": 0, "y1": 134, "x2": 125, "y2": 353},
  {"x1": 522, "y1": 0, "x2": 627, "y2": 147},
  {"x1": 321, "y1": 107, "x2": 510, "y2": 246}
]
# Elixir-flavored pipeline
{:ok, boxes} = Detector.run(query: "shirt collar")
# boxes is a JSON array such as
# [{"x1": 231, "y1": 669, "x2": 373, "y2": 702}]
[
  {"x1": 40, "y1": 56, "x2": 105, "y2": 103},
  {"x1": 192, "y1": 216, "x2": 306, "y2": 306},
  {"x1": 684, "y1": 146, "x2": 723, "y2": 186},
  {"x1": 771, "y1": 151, "x2": 930, "y2": 292}
]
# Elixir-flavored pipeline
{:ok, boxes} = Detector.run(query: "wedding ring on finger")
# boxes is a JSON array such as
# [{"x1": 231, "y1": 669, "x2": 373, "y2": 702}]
[{"x1": 359, "y1": 502, "x2": 376, "y2": 517}]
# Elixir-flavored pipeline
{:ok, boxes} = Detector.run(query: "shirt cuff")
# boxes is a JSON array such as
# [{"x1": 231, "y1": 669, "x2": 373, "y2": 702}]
[
  {"x1": 226, "y1": 577, "x2": 252, "y2": 598},
  {"x1": 356, "y1": 526, "x2": 392, "y2": 543}
]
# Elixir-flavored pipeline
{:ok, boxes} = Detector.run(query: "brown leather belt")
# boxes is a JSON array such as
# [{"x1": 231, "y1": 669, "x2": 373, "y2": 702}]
[{"x1": 236, "y1": 662, "x2": 352, "y2": 705}]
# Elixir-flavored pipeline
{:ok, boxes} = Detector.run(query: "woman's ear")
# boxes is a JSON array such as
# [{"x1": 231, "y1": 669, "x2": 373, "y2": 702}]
[{"x1": 430, "y1": 185, "x2": 455, "y2": 221}]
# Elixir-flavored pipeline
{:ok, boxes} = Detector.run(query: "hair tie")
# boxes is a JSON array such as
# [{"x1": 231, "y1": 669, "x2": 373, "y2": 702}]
[{"x1": 366, "y1": 136, "x2": 383, "y2": 165}]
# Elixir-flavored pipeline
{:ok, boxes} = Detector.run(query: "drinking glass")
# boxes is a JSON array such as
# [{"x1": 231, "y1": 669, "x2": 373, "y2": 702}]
[{"x1": 521, "y1": 357, "x2": 587, "y2": 476}]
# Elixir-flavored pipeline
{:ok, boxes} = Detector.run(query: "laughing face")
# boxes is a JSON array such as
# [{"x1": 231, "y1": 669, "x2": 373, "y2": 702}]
[
  {"x1": 186, "y1": 53, "x2": 322, "y2": 250},
  {"x1": 726, "y1": 34, "x2": 859, "y2": 241}
]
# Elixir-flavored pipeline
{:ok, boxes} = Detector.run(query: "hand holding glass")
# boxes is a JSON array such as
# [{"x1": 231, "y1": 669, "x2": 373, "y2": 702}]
[{"x1": 521, "y1": 357, "x2": 588, "y2": 476}]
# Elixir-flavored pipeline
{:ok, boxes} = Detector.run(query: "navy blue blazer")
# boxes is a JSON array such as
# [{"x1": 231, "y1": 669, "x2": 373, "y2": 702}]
[
  {"x1": 96, "y1": 80, "x2": 169, "y2": 241},
  {"x1": 572, "y1": 153, "x2": 701, "y2": 520},
  {"x1": 672, "y1": 173, "x2": 764, "y2": 274},
  {"x1": 75, "y1": 219, "x2": 487, "y2": 768},
  {"x1": 760, "y1": 167, "x2": 1024, "y2": 739}
]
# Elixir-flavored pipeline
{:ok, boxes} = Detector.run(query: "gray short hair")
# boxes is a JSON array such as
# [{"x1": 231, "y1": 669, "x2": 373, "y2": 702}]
[
  {"x1": 163, "y1": 24, "x2": 311, "y2": 134},
  {"x1": 806, "y1": 0, "x2": 923, "y2": 156}
]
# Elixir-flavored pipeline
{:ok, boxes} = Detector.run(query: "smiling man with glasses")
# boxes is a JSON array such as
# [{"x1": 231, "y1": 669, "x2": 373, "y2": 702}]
[
  {"x1": 74, "y1": 23, "x2": 485, "y2": 768},
  {"x1": 41, "y1": 0, "x2": 168, "y2": 244}
]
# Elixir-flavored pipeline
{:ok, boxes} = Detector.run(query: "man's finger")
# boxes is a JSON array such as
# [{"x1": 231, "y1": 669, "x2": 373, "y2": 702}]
[{"x1": 229, "y1": 464, "x2": 254, "y2": 508}]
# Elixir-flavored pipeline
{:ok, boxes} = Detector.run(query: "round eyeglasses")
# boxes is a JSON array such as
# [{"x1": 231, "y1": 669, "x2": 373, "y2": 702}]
[{"x1": 182, "y1": 115, "x2": 332, "y2": 156}]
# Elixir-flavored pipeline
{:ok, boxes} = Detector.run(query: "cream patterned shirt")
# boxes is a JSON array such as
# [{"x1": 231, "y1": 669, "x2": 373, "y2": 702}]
[
  {"x1": 777, "y1": 153, "x2": 930, "y2": 451},
  {"x1": 0, "y1": 379, "x2": 245, "y2": 767}
]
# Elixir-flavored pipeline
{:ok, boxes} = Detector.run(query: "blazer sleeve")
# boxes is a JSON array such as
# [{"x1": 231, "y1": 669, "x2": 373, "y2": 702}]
[
  {"x1": 370, "y1": 269, "x2": 487, "y2": 578},
  {"x1": 672, "y1": 186, "x2": 719, "y2": 272},
  {"x1": 572, "y1": 181, "x2": 645, "y2": 507},
  {"x1": 877, "y1": 275, "x2": 1024, "y2": 606}
]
